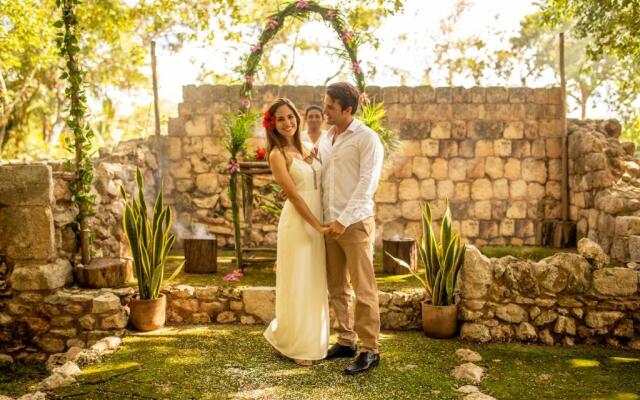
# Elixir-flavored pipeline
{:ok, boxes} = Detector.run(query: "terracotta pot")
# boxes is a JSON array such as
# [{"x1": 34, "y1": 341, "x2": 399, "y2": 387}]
[
  {"x1": 421, "y1": 301, "x2": 457, "y2": 338},
  {"x1": 129, "y1": 293, "x2": 166, "y2": 331}
]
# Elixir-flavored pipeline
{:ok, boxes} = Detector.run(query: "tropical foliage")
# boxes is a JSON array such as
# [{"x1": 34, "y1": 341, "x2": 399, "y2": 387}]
[
  {"x1": 120, "y1": 169, "x2": 180, "y2": 300},
  {"x1": 386, "y1": 201, "x2": 466, "y2": 306}
]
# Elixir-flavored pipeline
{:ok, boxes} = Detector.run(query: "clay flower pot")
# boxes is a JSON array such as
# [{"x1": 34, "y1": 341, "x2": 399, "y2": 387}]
[
  {"x1": 129, "y1": 293, "x2": 166, "y2": 331},
  {"x1": 422, "y1": 301, "x2": 458, "y2": 339}
]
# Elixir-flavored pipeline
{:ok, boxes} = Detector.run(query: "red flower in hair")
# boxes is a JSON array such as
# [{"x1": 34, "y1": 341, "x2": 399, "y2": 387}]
[{"x1": 262, "y1": 110, "x2": 276, "y2": 130}]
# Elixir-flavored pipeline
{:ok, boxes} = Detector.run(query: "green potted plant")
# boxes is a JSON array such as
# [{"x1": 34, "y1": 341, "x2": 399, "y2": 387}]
[
  {"x1": 386, "y1": 201, "x2": 465, "y2": 338},
  {"x1": 120, "y1": 168, "x2": 181, "y2": 331}
]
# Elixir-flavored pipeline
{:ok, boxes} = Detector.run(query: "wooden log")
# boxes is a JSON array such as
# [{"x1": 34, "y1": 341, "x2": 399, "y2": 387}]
[
  {"x1": 238, "y1": 161, "x2": 269, "y2": 168},
  {"x1": 74, "y1": 257, "x2": 133, "y2": 288},
  {"x1": 184, "y1": 238, "x2": 218, "y2": 273},
  {"x1": 382, "y1": 239, "x2": 417, "y2": 275}
]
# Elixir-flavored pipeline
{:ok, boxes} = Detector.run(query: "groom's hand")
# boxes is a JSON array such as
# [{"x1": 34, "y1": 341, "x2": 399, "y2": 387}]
[{"x1": 328, "y1": 221, "x2": 346, "y2": 237}]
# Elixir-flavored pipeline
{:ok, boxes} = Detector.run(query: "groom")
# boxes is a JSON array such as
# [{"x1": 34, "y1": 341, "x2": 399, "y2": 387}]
[{"x1": 318, "y1": 82, "x2": 384, "y2": 375}]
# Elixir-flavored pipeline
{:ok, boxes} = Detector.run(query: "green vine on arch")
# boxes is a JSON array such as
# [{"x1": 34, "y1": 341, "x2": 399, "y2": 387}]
[
  {"x1": 225, "y1": 0, "x2": 398, "y2": 272},
  {"x1": 239, "y1": 1, "x2": 366, "y2": 106}
]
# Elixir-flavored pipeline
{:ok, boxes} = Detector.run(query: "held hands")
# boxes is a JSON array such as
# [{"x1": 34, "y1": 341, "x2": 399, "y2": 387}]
[
  {"x1": 315, "y1": 224, "x2": 332, "y2": 234},
  {"x1": 326, "y1": 220, "x2": 346, "y2": 237}
]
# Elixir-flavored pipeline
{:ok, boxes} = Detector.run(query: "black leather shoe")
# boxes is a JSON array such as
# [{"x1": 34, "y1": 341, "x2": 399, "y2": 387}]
[
  {"x1": 326, "y1": 343, "x2": 357, "y2": 359},
  {"x1": 344, "y1": 352, "x2": 380, "y2": 375}
]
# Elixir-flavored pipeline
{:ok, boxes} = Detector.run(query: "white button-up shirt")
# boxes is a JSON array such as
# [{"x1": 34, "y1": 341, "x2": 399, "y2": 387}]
[{"x1": 318, "y1": 119, "x2": 384, "y2": 227}]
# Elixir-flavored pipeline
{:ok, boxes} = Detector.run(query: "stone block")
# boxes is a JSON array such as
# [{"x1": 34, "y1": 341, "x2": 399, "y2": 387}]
[
  {"x1": 243, "y1": 287, "x2": 275, "y2": 323},
  {"x1": 486, "y1": 87, "x2": 508, "y2": 103},
  {"x1": 484, "y1": 157, "x2": 504, "y2": 179},
  {"x1": 431, "y1": 159, "x2": 448, "y2": 180},
  {"x1": 420, "y1": 179, "x2": 437, "y2": 200},
  {"x1": 431, "y1": 122, "x2": 451, "y2": 139},
  {"x1": 414, "y1": 86, "x2": 436, "y2": 103},
  {"x1": 592, "y1": 268, "x2": 637, "y2": 296},
  {"x1": 0, "y1": 206, "x2": 55, "y2": 260},
  {"x1": 421, "y1": 139, "x2": 439, "y2": 157},
  {"x1": 375, "y1": 182, "x2": 398, "y2": 203},
  {"x1": 412, "y1": 157, "x2": 431, "y2": 179},
  {"x1": 0, "y1": 165, "x2": 53, "y2": 206},
  {"x1": 522, "y1": 159, "x2": 547, "y2": 183},
  {"x1": 448, "y1": 158, "x2": 467, "y2": 181},
  {"x1": 10, "y1": 259, "x2": 72, "y2": 291},
  {"x1": 471, "y1": 179, "x2": 492, "y2": 200},
  {"x1": 399, "y1": 179, "x2": 420, "y2": 201}
]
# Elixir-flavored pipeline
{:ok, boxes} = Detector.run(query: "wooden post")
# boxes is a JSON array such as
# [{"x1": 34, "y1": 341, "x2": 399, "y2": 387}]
[{"x1": 243, "y1": 174, "x2": 254, "y2": 247}]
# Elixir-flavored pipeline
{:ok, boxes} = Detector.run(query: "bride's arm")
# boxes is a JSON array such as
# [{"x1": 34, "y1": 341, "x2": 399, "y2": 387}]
[{"x1": 269, "y1": 150, "x2": 328, "y2": 234}]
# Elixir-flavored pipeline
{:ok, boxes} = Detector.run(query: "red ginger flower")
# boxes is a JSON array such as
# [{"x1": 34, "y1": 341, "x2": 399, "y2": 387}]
[{"x1": 262, "y1": 110, "x2": 276, "y2": 130}]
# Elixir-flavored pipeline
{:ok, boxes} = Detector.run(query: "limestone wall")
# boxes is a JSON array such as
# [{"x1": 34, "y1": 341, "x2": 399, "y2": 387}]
[
  {"x1": 166, "y1": 85, "x2": 566, "y2": 248},
  {"x1": 568, "y1": 120, "x2": 640, "y2": 264},
  {"x1": 458, "y1": 243, "x2": 640, "y2": 349}
]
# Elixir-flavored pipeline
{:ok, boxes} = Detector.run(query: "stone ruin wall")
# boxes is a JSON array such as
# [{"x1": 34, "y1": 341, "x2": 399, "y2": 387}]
[
  {"x1": 166, "y1": 85, "x2": 568, "y2": 249},
  {"x1": 568, "y1": 120, "x2": 640, "y2": 264},
  {"x1": 2, "y1": 85, "x2": 640, "y2": 363}
]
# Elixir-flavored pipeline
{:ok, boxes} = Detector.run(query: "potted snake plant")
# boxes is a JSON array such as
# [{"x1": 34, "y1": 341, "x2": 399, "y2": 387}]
[
  {"x1": 386, "y1": 201, "x2": 465, "y2": 338},
  {"x1": 120, "y1": 168, "x2": 181, "y2": 331}
]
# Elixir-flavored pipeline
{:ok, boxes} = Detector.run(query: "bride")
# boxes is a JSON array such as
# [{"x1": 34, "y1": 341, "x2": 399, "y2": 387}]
[{"x1": 262, "y1": 98, "x2": 330, "y2": 366}]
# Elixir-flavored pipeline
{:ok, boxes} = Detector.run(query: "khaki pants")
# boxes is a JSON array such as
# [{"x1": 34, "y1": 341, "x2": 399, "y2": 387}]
[{"x1": 325, "y1": 216, "x2": 380, "y2": 353}]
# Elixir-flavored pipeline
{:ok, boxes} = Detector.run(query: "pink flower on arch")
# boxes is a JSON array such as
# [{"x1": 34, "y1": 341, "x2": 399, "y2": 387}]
[
  {"x1": 352, "y1": 60, "x2": 363, "y2": 75},
  {"x1": 359, "y1": 92, "x2": 370, "y2": 104},
  {"x1": 245, "y1": 75, "x2": 253, "y2": 87},
  {"x1": 251, "y1": 42, "x2": 262, "y2": 54},
  {"x1": 325, "y1": 10, "x2": 336, "y2": 20},
  {"x1": 341, "y1": 31, "x2": 354, "y2": 43},
  {"x1": 227, "y1": 160, "x2": 240, "y2": 174},
  {"x1": 239, "y1": 97, "x2": 251, "y2": 109},
  {"x1": 296, "y1": 1, "x2": 309, "y2": 9},
  {"x1": 267, "y1": 16, "x2": 279, "y2": 30}
]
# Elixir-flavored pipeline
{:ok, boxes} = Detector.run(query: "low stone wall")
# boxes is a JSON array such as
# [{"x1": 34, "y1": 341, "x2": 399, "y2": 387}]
[
  {"x1": 163, "y1": 285, "x2": 423, "y2": 330},
  {"x1": 0, "y1": 287, "x2": 132, "y2": 364},
  {"x1": 458, "y1": 242, "x2": 640, "y2": 349},
  {"x1": 569, "y1": 120, "x2": 640, "y2": 264},
  {"x1": 0, "y1": 284, "x2": 421, "y2": 364}
]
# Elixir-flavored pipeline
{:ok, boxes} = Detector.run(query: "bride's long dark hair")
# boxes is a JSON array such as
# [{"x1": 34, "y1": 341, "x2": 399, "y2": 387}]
[{"x1": 265, "y1": 98, "x2": 304, "y2": 162}]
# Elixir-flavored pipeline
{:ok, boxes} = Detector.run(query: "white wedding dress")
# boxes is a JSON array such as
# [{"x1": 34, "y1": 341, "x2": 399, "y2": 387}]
[{"x1": 263, "y1": 157, "x2": 329, "y2": 360}]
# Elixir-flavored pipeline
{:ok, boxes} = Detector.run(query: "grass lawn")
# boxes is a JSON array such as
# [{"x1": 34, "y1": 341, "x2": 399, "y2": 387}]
[
  {"x1": 0, "y1": 363, "x2": 48, "y2": 398},
  {"x1": 163, "y1": 248, "x2": 422, "y2": 291},
  {"x1": 40, "y1": 325, "x2": 640, "y2": 400}
]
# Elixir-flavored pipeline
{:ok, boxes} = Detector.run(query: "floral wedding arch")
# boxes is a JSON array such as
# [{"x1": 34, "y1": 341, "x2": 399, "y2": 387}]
[{"x1": 225, "y1": 0, "x2": 397, "y2": 271}]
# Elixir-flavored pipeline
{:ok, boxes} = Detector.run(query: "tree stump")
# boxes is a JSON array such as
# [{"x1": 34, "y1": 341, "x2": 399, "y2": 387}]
[
  {"x1": 74, "y1": 257, "x2": 133, "y2": 288},
  {"x1": 383, "y1": 239, "x2": 417, "y2": 274},
  {"x1": 184, "y1": 237, "x2": 217, "y2": 273}
]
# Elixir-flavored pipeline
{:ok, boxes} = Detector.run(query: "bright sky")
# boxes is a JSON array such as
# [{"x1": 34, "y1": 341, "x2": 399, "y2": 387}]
[{"x1": 121, "y1": 0, "x2": 608, "y2": 127}]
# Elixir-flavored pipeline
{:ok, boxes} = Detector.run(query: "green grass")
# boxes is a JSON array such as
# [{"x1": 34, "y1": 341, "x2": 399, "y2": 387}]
[
  {"x1": 162, "y1": 248, "x2": 422, "y2": 291},
  {"x1": 45, "y1": 325, "x2": 640, "y2": 400},
  {"x1": 478, "y1": 246, "x2": 576, "y2": 262},
  {"x1": 0, "y1": 362, "x2": 48, "y2": 397}
]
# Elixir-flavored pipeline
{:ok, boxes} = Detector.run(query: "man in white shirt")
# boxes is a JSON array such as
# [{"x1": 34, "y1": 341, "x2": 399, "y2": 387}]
[
  {"x1": 301, "y1": 105, "x2": 326, "y2": 151},
  {"x1": 318, "y1": 82, "x2": 384, "y2": 375}
]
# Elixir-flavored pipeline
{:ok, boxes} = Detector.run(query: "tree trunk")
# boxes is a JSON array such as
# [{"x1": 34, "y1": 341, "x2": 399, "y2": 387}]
[
  {"x1": 184, "y1": 238, "x2": 218, "y2": 274},
  {"x1": 382, "y1": 239, "x2": 417, "y2": 275}
]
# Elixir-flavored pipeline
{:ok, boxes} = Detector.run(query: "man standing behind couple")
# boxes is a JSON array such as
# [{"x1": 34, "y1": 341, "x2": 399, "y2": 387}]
[{"x1": 264, "y1": 82, "x2": 384, "y2": 375}]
